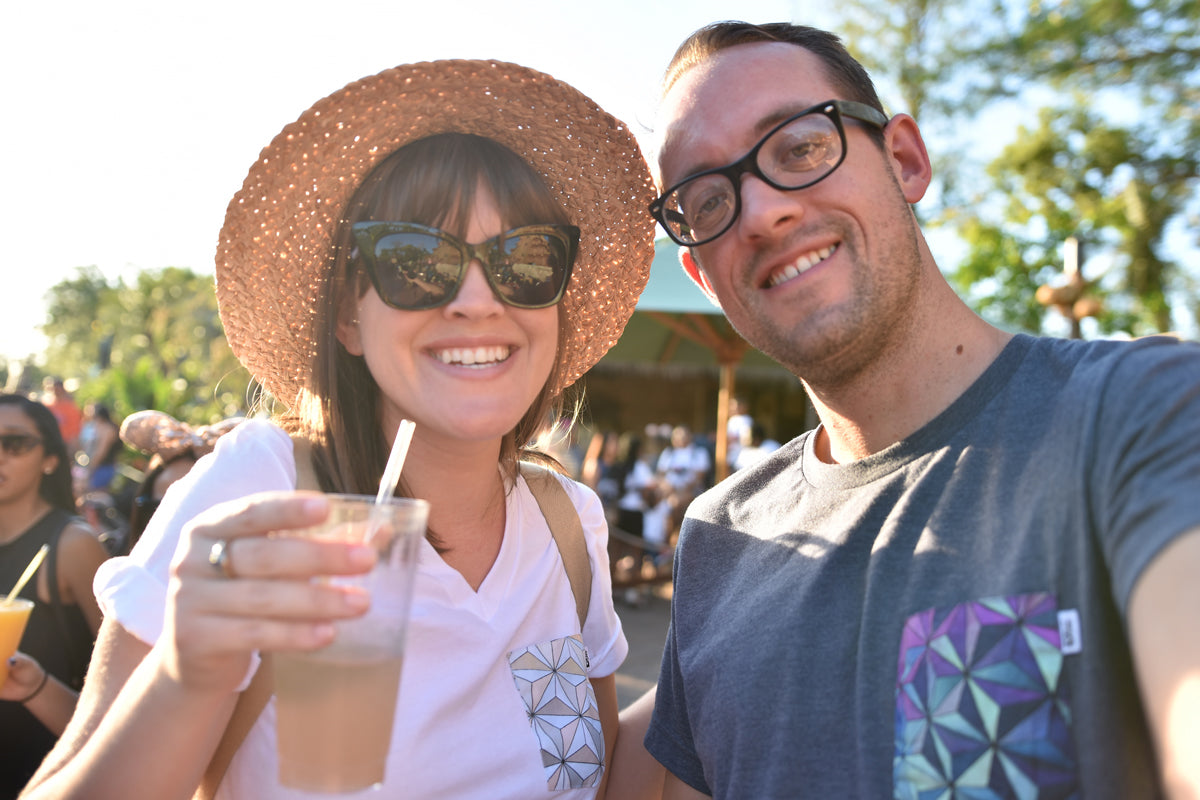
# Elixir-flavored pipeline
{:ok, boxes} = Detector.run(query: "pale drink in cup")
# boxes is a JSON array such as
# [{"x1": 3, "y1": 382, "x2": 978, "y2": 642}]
[
  {"x1": 0, "y1": 599, "x2": 35, "y2": 686},
  {"x1": 273, "y1": 495, "x2": 428, "y2": 793}
]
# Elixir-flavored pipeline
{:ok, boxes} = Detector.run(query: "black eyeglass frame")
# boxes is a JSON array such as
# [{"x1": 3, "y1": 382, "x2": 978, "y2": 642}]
[
  {"x1": 0, "y1": 433, "x2": 44, "y2": 457},
  {"x1": 650, "y1": 99, "x2": 890, "y2": 246},
  {"x1": 352, "y1": 221, "x2": 580, "y2": 311}
]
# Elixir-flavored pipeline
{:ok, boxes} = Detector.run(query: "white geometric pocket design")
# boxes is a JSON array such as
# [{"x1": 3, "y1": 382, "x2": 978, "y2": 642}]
[{"x1": 508, "y1": 634, "x2": 604, "y2": 790}]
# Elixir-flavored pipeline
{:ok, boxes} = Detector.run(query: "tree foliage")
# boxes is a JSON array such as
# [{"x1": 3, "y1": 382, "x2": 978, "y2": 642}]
[
  {"x1": 39, "y1": 267, "x2": 255, "y2": 424},
  {"x1": 830, "y1": 0, "x2": 1200, "y2": 337},
  {"x1": 957, "y1": 104, "x2": 1198, "y2": 335}
]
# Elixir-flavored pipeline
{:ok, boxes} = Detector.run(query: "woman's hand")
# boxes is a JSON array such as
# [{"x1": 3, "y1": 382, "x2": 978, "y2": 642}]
[
  {"x1": 1, "y1": 651, "x2": 48, "y2": 702},
  {"x1": 162, "y1": 491, "x2": 378, "y2": 695}
]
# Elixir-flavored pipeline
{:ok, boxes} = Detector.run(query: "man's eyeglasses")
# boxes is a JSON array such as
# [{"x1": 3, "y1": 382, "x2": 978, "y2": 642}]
[
  {"x1": 650, "y1": 100, "x2": 889, "y2": 247},
  {"x1": 0, "y1": 433, "x2": 44, "y2": 457},
  {"x1": 352, "y1": 222, "x2": 579, "y2": 311}
]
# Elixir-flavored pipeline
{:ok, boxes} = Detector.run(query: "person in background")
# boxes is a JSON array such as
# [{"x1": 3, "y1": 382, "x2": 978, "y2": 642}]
[
  {"x1": 0, "y1": 394, "x2": 107, "y2": 798},
  {"x1": 23, "y1": 58, "x2": 661, "y2": 800},
  {"x1": 40, "y1": 380, "x2": 81, "y2": 457},
  {"x1": 730, "y1": 421, "x2": 780, "y2": 471},
  {"x1": 118, "y1": 411, "x2": 241, "y2": 555},
  {"x1": 611, "y1": 433, "x2": 667, "y2": 607},
  {"x1": 77, "y1": 403, "x2": 120, "y2": 494},
  {"x1": 644, "y1": 20, "x2": 1200, "y2": 799},
  {"x1": 723, "y1": 397, "x2": 753, "y2": 470},
  {"x1": 654, "y1": 425, "x2": 710, "y2": 538},
  {"x1": 582, "y1": 430, "x2": 623, "y2": 519},
  {"x1": 611, "y1": 433, "x2": 658, "y2": 542}
]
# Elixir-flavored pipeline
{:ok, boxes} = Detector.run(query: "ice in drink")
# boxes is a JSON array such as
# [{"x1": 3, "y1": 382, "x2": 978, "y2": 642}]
[
  {"x1": 275, "y1": 650, "x2": 405, "y2": 792},
  {"x1": 272, "y1": 495, "x2": 427, "y2": 792},
  {"x1": 0, "y1": 599, "x2": 35, "y2": 686}
]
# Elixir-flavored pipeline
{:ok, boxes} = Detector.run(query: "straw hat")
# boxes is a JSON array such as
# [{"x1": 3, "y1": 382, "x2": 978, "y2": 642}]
[{"x1": 215, "y1": 59, "x2": 656, "y2": 405}]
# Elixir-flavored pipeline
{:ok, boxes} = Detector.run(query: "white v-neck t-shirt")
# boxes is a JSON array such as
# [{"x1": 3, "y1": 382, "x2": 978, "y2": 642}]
[{"x1": 94, "y1": 420, "x2": 628, "y2": 799}]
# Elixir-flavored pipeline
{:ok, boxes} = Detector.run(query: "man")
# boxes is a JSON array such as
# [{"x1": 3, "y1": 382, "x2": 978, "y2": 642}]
[{"x1": 643, "y1": 21, "x2": 1200, "y2": 799}]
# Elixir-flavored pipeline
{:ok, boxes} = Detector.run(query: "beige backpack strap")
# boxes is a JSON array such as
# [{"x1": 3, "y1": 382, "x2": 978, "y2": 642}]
[
  {"x1": 520, "y1": 462, "x2": 591, "y2": 630},
  {"x1": 290, "y1": 435, "x2": 321, "y2": 491},
  {"x1": 195, "y1": 435, "x2": 318, "y2": 799}
]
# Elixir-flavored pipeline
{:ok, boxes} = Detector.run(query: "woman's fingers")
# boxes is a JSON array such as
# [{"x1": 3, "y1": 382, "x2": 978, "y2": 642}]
[
  {"x1": 161, "y1": 491, "x2": 385, "y2": 691},
  {"x1": 184, "y1": 490, "x2": 328, "y2": 548},
  {"x1": 177, "y1": 491, "x2": 377, "y2": 581},
  {"x1": 174, "y1": 611, "x2": 341, "y2": 658},
  {"x1": 175, "y1": 574, "x2": 370, "y2": 623},
  {"x1": 186, "y1": 534, "x2": 377, "y2": 582}
]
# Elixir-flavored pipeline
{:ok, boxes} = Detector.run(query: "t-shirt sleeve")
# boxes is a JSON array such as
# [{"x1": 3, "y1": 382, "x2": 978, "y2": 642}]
[
  {"x1": 92, "y1": 420, "x2": 296, "y2": 646},
  {"x1": 1091, "y1": 338, "x2": 1200, "y2": 610},
  {"x1": 559, "y1": 476, "x2": 629, "y2": 678},
  {"x1": 645, "y1": 601, "x2": 712, "y2": 795}
]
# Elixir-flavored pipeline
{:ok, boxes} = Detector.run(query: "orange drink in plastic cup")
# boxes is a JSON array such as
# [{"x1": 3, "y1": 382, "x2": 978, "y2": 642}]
[
  {"x1": 0, "y1": 599, "x2": 35, "y2": 686},
  {"x1": 273, "y1": 495, "x2": 428, "y2": 793}
]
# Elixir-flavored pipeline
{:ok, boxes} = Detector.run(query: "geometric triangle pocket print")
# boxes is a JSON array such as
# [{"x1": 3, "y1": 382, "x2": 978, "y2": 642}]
[
  {"x1": 893, "y1": 593, "x2": 1080, "y2": 799},
  {"x1": 509, "y1": 634, "x2": 604, "y2": 790}
]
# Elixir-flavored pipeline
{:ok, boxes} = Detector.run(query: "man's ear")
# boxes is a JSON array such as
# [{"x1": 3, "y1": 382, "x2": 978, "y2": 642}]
[
  {"x1": 679, "y1": 248, "x2": 722, "y2": 307},
  {"x1": 881, "y1": 113, "x2": 933, "y2": 204}
]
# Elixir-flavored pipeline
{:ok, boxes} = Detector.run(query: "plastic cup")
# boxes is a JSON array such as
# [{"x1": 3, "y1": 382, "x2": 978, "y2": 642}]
[
  {"x1": 273, "y1": 495, "x2": 429, "y2": 793},
  {"x1": 0, "y1": 599, "x2": 35, "y2": 686}
]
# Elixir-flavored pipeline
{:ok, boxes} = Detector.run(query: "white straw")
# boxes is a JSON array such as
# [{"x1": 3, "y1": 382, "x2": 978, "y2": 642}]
[
  {"x1": 4, "y1": 544, "x2": 49, "y2": 604},
  {"x1": 376, "y1": 420, "x2": 416, "y2": 506}
]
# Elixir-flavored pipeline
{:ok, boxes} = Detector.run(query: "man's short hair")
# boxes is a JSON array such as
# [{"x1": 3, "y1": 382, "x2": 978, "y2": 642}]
[{"x1": 662, "y1": 21, "x2": 888, "y2": 145}]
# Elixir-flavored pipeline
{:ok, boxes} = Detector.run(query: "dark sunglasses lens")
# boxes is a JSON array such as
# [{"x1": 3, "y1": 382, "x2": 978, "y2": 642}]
[
  {"x1": 371, "y1": 232, "x2": 465, "y2": 310},
  {"x1": 0, "y1": 434, "x2": 41, "y2": 455},
  {"x1": 491, "y1": 232, "x2": 571, "y2": 308}
]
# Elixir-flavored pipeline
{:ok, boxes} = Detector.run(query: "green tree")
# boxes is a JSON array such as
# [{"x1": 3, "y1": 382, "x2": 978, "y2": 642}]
[
  {"x1": 834, "y1": 0, "x2": 1006, "y2": 219},
  {"x1": 961, "y1": 0, "x2": 1200, "y2": 334},
  {"x1": 829, "y1": 0, "x2": 1199, "y2": 336},
  {"x1": 40, "y1": 267, "x2": 254, "y2": 424}
]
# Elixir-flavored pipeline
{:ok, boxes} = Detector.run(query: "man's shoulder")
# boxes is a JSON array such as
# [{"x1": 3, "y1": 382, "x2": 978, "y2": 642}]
[
  {"x1": 1015, "y1": 333, "x2": 1198, "y2": 393},
  {"x1": 689, "y1": 434, "x2": 808, "y2": 517}
]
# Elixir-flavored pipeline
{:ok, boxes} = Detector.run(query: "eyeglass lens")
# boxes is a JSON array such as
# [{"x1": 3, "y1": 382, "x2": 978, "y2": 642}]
[
  {"x1": 356, "y1": 224, "x2": 575, "y2": 311},
  {"x1": 0, "y1": 434, "x2": 43, "y2": 456},
  {"x1": 660, "y1": 107, "x2": 847, "y2": 245}
]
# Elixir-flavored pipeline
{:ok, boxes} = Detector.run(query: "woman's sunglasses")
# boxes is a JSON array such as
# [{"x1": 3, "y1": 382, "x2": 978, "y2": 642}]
[
  {"x1": 352, "y1": 222, "x2": 579, "y2": 311},
  {"x1": 0, "y1": 433, "x2": 44, "y2": 456}
]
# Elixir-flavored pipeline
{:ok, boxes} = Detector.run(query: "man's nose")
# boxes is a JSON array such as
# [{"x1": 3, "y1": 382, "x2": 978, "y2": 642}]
[{"x1": 734, "y1": 174, "x2": 806, "y2": 241}]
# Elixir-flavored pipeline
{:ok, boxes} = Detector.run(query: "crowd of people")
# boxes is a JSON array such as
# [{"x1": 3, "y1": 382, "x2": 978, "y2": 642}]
[
  {"x1": 577, "y1": 411, "x2": 783, "y2": 607},
  {"x1": 3, "y1": 17, "x2": 1197, "y2": 800}
]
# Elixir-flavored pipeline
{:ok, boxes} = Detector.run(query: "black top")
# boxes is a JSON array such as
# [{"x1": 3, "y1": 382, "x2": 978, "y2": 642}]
[{"x1": 0, "y1": 508, "x2": 96, "y2": 798}]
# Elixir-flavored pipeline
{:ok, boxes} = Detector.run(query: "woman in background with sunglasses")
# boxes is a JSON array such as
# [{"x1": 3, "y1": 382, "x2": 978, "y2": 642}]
[
  {"x1": 23, "y1": 60, "x2": 661, "y2": 800},
  {"x1": 0, "y1": 394, "x2": 108, "y2": 798}
]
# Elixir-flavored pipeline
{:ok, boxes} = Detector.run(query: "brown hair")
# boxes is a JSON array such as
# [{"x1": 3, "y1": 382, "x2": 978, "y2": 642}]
[
  {"x1": 284, "y1": 133, "x2": 573, "y2": 509},
  {"x1": 663, "y1": 21, "x2": 887, "y2": 146}
]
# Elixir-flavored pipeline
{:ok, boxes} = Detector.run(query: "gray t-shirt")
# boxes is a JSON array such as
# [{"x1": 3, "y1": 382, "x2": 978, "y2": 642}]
[{"x1": 647, "y1": 334, "x2": 1200, "y2": 799}]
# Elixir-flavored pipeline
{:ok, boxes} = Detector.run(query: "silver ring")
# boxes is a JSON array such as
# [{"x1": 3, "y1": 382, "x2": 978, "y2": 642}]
[{"x1": 207, "y1": 539, "x2": 236, "y2": 579}]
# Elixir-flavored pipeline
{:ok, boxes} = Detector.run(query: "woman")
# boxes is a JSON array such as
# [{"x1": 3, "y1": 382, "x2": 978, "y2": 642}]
[
  {"x1": 0, "y1": 394, "x2": 108, "y2": 798},
  {"x1": 77, "y1": 403, "x2": 120, "y2": 493},
  {"x1": 119, "y1": 411, "x2": 241, "y2": 555},
  {"x1": 22, "y1": 60, "x2": 656, "y2": 799}
]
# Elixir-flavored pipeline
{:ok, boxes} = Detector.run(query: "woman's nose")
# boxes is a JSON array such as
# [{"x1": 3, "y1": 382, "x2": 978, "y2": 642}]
[{"x1": 445, "y1": 260, "x2": 504, "y2": 316}]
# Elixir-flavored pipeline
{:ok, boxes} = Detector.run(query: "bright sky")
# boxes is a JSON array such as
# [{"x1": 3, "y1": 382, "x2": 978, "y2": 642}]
[{"x1": 2, "y1": 0, "x2": 838, "y2": 364}]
